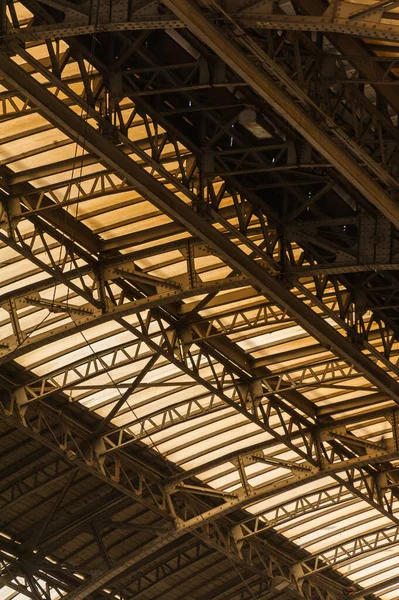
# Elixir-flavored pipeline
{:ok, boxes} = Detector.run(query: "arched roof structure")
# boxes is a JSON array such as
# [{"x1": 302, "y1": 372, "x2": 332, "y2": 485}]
[{"x1": 2, "y1": 1, "x2": 399, "y2": 599}]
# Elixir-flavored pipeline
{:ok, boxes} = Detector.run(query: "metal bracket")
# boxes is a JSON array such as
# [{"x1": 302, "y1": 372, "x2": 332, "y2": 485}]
[{"x1": 0, "y1": 197, "x2": 21, "y2": 233}]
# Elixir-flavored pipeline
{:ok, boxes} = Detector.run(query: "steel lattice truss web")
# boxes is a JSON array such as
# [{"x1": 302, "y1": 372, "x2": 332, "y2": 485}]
[{"x1": 4, "y1": 1, "x2": 399, "y2": 600}]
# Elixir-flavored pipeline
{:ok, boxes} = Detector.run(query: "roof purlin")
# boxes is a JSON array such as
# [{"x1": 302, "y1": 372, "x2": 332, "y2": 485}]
[
  {"x1": 2, "y1": 2, "x2": 399, "y2": 596},
  {"x1": 1, "y1": 46, "x2": 398, "y2": 404}
]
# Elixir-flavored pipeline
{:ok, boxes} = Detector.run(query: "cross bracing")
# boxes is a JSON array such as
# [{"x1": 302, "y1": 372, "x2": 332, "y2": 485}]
[{"x1": 3, "y1": 1, "x2": 399, "y2": 600}]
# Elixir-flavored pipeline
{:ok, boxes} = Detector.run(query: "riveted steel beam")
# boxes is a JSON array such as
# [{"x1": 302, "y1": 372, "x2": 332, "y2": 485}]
[
  {"x1": 163, "y1": 0, "x2": 399, "y2": 230},
  {"x1": 6, "y1": 39, "x2": 399, "y2": 397},
  {"x1": 1, "y1": 51, "x2": 399, "y2": 408},
  {"x1": 5, "y1": 1, "x2": 399, "y2": 45},
  {"x1": 295, "y1": 0, "x2": 399, "y2": 114},
  {"x1": 0, "y1": 396, "x2": 364, "y2": 600}
]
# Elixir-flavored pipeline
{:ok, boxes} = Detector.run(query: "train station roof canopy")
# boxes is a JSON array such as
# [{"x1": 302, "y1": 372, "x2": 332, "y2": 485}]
[{"x1": 3, "y1": 2, "x2": 399, "y2": 600}]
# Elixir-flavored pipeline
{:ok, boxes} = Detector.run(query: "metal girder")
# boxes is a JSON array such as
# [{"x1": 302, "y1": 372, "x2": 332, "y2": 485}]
[
  {"x1": 237, "y1": 486, "x2": 356, "y2": 542},
  {"x1": 9, "y1": 36, "x2": 325, "y2": 234},
  {"x1": 0, "y1": 150, "x2": 328, "y2": 432},
  {"x1": 285, "y1": 214, "x2": 397, "y2": 270},
  {"x1": 350, "y1": 577, "x2": 399, "y2": 599},
  {"x1": 195, "y1": 572, "x2": 266, "y2": 600},
  {"x1": 0, "y1": 562, "x2": 66, "y2": 600},
  {"x1": 0, "y1": 233, "x2": 223, "y2": 306},
  {"x1": 2, "y1": 37, "x2": 399, "y2": 556},
  {"x1": 0, "y1": 455, "x2": 75, "y2": 511},
  {"x1": 6, "y1": 35, "x2": 399, "y2": 382},
  {"x1": 62, "y1": 24, "x2": 394, "y2": 212},
  {"x1": 295, "y1": 0, "x2": 399, "y2": 115},
  {"x1": 293, "y1": 280, "x2": 399, "y2": 382},
  {"x1": 0, "y1": 397, "x2": 356, "y2": 600},
  {"x1": 20, "y1": 491, "x2": 133, "y2": 560},
  {"x1": 163, "y1": 0, "x2": 399, "y2": 230},
  {"x1": 5, "y1": 304, "x2": 399, "y2": 524},
  {"x1": 2, "y1": 292, "x2": 396, "y2": 600},
  {"x1": 111, "y1": 540, "x2": 216, "y2": 598},
  {"x1": 5, "y1": 0, "x2": 399, "y2": 45},
  {"x1": 0, "y1": 218, "x2": 249, "y2": 361},
  {"x1": 297, "y1": 522, "x2": 399, "y2": 579},
  {"x1": 0, "y1": 342, "x2": 388, "y2": 600},
  {"x1": 20, "y1": 349, "x2": 362, "y2": 417},
  {"x1": 3, "y1": 9, "x2": 394, "y2": 244},
  {"x1": 166, "y1": 395, "x2": 399, "y2": 483},
  {"x1": 2, "y1": 10, "x2": 399, "y2": 600},
  {"x1": 245, "y1": 24, "x2": 399, "y2": 189},
  {"x1": 0, "y1": 270, "x2": 249, "y2": 362},
  {"x1": 122, "y1": 4, "x2": 399, "y2": 392},
  {"x1": 40, "y1": 20, "x2": 399, "y2": 374},
  {"x1": 1, "y1": 51, "x2": 399, "y2": 412},
  {"x1": 234, "y1": 11, "x2": 399, "y2": 44},
  {"x1": 1, "y1": 5, "x2": 183, "y2": 43}
]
